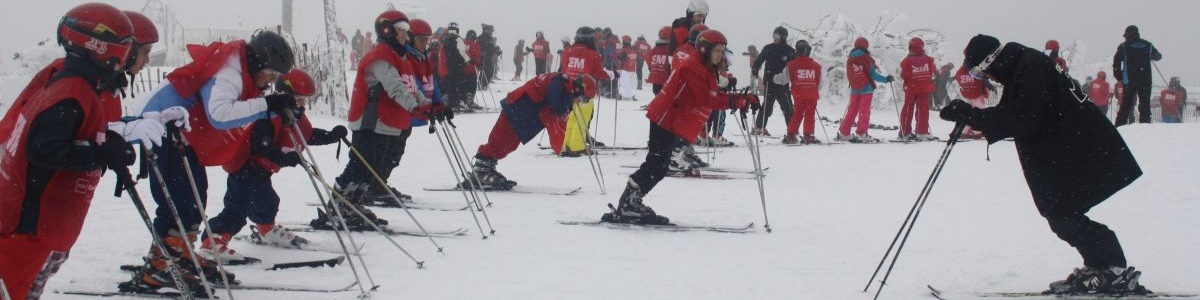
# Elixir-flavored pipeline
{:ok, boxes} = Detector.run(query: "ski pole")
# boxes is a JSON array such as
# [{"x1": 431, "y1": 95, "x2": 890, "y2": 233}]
[
  {"x1": 889, "y1": 81, "x2": 903, "y2": 136},
  {"x1": 438, "y1": 119, "x2": 496, "y2": 235},
  {"x1": 291, "y1": 137, "x2": 427, "y2": 269},
  {"x1": 111, "y1": 162, "x2": 197, "y2": 299},
  {"x1": 746, "y1": 103, "x2": 771, "y2": 232},
  {"x1": 572, "y1": 102, "x2": 607, "y2": 194},
  {"x1": 428, "y1": 118, "x2": 489, "y2": 239},
  {"x1": 613, "y1": 92, "x2": 619, "y2": 147},
  {"x1": 732, "y1": 105, "x2": 771, "y2": 233},
  {"x1": 165, "y1": 130, "x2": 235, "y2": 300},
  {"x1": 0, "y1": 278, "x2": 9, "y2": 300},
  {"x1": 866, "y1": 122, "x2": 967, "y2": 299},
  {"x1": 814, "y1": 105, "x2": 832, "y2": 143},
  {"x1": 337, "y1": 135, "x2": 445, "y2": 253},
  {"x1": 443, "y1": 119, "x2": 497, "y2": 208},
  {"x1": 141, "y1": 145, "x2": 218, "y2": 299}
]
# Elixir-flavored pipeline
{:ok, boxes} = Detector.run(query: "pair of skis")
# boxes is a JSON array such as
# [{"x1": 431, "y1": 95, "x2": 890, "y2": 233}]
[
  {"x1": 58, "y1": 280, "x2": 359, "y2": 298},
  {"x1": 927, "y1": 285, "x2": 1195, "y2": 300}
]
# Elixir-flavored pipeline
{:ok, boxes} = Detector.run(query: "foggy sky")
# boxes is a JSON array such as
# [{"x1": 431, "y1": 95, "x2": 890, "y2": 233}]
[{"x1": 2, "y1": 0, "x2": 1196, "y2": 84}]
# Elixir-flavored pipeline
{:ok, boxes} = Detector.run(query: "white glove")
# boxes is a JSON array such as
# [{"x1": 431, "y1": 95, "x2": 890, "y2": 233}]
[
  {"x1": 717, "y1": 76, "x2": 731, "y2": 89},
  {"x1": 108, "y1": 119, "x2": 166, "y2": 148},
  {"x1": 142, "y1": 106, "x2": 191, "y2": 131},
  {"x1": 772, "y1": 72, "x2": 789, "y2": 85}
]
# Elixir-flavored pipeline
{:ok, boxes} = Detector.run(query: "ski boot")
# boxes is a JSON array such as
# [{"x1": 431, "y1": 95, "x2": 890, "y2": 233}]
[
  {"x1": 601, "y1": 180, "x2": 670, "y2": 225},
  {"x1": 366, "y1": 185, "x2": 414, "y2": 207},
  {"x1": 310, "y1": 187, "x2": 390, "y2": 232},
  {"x1": 119, "y1": 236, "x2": 212, "y2": 297},
  {"x1": 459, "y1": 154, "x2": 517, "y2": 190},
  {"x1": 669, "y1": 148, "x2": 701, "y2": 176},
  {"x1": 853, "y1": 133, "x2": 879, "y2": 143},
  {"x1": 835, "y1": 133, "x2": 855, "y2": 142},
  {"x1": 896, "y1": 133, "x2": 916, "y2": 141},
  {"x1": 752, "y1": 128, "x2": 771, "y2": 136},
  {"x1": 586, "y1": 136, "x2": 606, "y2": 148},
  {"x1": 782, "y1": 134, "x2": 800, "y2": 145},
  {"x1": 682, "y1": 145, "x2": 710, "y2": 168},
  {"x1": 185, "y1": 233, "x2": 239, "y2": 286},
  {"x1": 801, "y1": 135, "x2": 822, "y2": 144},
  {"x1": 197, "y1": 233, "x2": 258, "y2": 265},
  {"x1": 711, "y1": 135, "x2": 734, "y2": 147},
  {"x1": 913, "y1": 133, "x2": 938, "y2": 141},
  {"x1": 1044, "y1": 266, "x2": 1150, "y2": 295},
  {"x1": 251, "y1": 223, "x2": 309, "y2": 249}
]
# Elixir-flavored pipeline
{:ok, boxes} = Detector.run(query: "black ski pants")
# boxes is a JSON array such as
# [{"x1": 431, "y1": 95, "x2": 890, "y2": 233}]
[
  {"x1": 629, "y1": 122, "x2": 676, "y2": 194},
  {"x1": 150, "y1": 143, "x2": 207, "y2": 237},
  {"x1": 1040, "y1": 203, "x2": 1127, "y2": 268},
  {"x1": 1116, "y1": 83, "x2": 1153, "y2": 125},
  {"x1": 756, "y1": 81, "x2": 794, "y2": 129},
  {"x1": 535, "y1": 59, "x2": 547, "y2": 75},
  {"x1": 336, "y1": 130, "x2": 411, "y2": 195}
]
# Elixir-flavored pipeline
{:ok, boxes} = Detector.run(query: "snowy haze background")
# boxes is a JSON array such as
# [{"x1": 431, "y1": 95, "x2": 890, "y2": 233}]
[{"x1": 1, "y1": 0, "x2": 1198, "y2": 85}]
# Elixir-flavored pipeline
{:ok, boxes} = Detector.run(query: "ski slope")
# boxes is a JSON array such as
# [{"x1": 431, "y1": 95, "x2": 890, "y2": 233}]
[{"x1": 30, "y1": 77, "x2": 1198, "y2": 299}]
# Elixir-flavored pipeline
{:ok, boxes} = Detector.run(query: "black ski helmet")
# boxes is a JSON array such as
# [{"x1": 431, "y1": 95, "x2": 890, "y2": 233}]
[
  {"x1": 247, "y1": 31, "x2": 294, "y2": 75},
  {"x1": 773, "y1": 26, "x2": 788, "y2": 40},
  {"x1": 575, "y1": 26, "x2": 597, "y2": 49},
  {"x1": 795, "y1": 40, "x2": 812, "y2": 57}
]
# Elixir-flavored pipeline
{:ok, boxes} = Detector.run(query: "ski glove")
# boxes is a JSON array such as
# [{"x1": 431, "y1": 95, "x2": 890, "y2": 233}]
[
  {"x1": 717, "y1": 76, "x2": 737, "y2": 90},
  {"x1": 271, "y1": 151, "x2": 303, "y2": 167},
  {"x1": 886, "y1": 75, "x2": 896, "y2": 83},
  {"x1": 772, "y1": 72, "x2": 789, "y2": 85},
  {"x1": 939, "y1": 99, "x2": 974, "y2": 123},
  {"x1": 330, "y1": 125, "x2": 348, "y2": 140},
  {"x1": 141, "y1": 106, "x2": 191, "y2": 131},
  {"x1": 100, "y1": 130, "x2": 137, "y2": 171},
  {"x1": 265, "y1": 94, "x2": 298, "y2": 115},
  {"x1": 108, "y1": 119, "x2": 166, "y2": 148}
]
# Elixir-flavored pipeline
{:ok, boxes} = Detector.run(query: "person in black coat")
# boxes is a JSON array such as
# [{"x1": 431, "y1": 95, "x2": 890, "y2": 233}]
[
  {"x1": 751, "y1": 26, "x2": 796, "y2": 134},
  {"x1": 1112, "y1": 25, "x2": 1163, "y2": 126},
  {"x1": 941, "y1": 35, "x2": 1148, "y2": 295}
]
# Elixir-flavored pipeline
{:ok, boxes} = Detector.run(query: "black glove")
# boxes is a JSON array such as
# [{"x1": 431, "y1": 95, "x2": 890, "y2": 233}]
[
  {"x1": 886, "y1": 75, "x2": 895, "y2": 83},
  {"x1": 265, "y1": 94, "x2": 298, "y2": 115},
  {"x1": 330, "y1": 125, "x2": 348, "y2": 140},
  {"x1": 939, "y1": 99, "x2": 974, "y2": 123},
  {"x1": 613, "y1": 71, "x2": 620, "y2": 81},
  {"x1": 442, "y1": 106, "x2": 455, "y2": 121},
  {"x1": 271, "y1": 151, "x2": 302, "y2": 167},
  {"x1": 101, "y1": 130, "x2": 136, "y2": 171},
  {"x1": 727, "y1": 77, "x2": 738, "y2": 90}
]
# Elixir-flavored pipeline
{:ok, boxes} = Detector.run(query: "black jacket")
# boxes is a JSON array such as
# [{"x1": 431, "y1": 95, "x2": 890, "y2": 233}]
[
  {"x1": 959, "y1": 43, "x2": 1142, "y2": 215},
  {"x1": 441, "y1": 36, "x2": 467, "y2": 79},
  {"x1": 1112, "y1": 37, "x2": 1162, "y2": 86},
  {"x1": 752, "y1": 42, "x2": 795, "y2": 85}
]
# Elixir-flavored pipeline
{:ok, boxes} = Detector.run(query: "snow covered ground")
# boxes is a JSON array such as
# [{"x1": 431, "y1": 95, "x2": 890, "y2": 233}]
[{"x1": 22, "y1": 76, "x2": 1195, "y2": 299}]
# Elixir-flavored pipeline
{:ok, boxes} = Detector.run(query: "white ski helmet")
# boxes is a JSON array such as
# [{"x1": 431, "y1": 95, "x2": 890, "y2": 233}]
[{"x1": 688, "y1": 0, "x2": 709, "y2": 16}]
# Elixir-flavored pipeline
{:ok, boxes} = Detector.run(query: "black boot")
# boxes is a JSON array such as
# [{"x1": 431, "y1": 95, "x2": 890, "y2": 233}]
[
  {"x1": 602, "y1": 180, "x2": 670, "y2": 225},
  {"x1": 459, "y1": 154, "x2": 517, "y2": 190}
]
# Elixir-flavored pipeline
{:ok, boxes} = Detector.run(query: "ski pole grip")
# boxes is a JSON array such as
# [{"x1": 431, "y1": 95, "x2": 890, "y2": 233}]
[{"x1": 950, "y1": 122, "x2": 967, "y2": 141}]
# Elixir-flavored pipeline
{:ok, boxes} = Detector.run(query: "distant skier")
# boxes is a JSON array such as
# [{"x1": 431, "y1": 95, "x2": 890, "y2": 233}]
[
  {"x1": 459, "y1": 73, "x2": 597, "y2": 190},
  {"x1": 898, "y1": 37, "x2": 937, "y2": 141},
  {"x1": 1089, "y1": 71, "x2": 1113, "y2": 117},
  {"x1": 201, "y1": 69, "x2": 346, "y2": 261},
  {"x1": 634, "y1": 35, "x2": 651, "y2": 90},
  {"x1": 837, "y1": 37, "x2": 894, "y2": 143},
  {"x1": 1159, "y1": 77, "x2": 1185, "y2": 123},
  {"x1": 618, "y1": 35, "x2": 639, "y2": 100},
  {"x1": 670, "y1": 0, "x2": 708, "y2": 53},
  {"x1": 1112, "y1": 25, "x2": 1163, "y2": 125},
  {"x1": 750, "y1": 26, "x2": 796, "y2": 136},
  {"x1": 512, "y1": 39, "x2": 529, "y2": 81},
  {"x1": 607, "y1": 29, "x2": 755, "y2": 225},
  {"x1": 932, "y1": 63, "x2": 954, "y2": 109},
  {"x1": 1045, "y1": 39, "x2": 1069, "y2": 72},
  {"x1": 646, "y1": 27, "x2": 673, "y2": 95},
  {"x1": 941, "y1": 34, "x2": 1147, "y2": 295},
  {"x1": 532, "y1": 31, "x2": 551, "y2": 75},
  {"x1": 782, "y1": 40, "x2": 823, "y2": 145}
]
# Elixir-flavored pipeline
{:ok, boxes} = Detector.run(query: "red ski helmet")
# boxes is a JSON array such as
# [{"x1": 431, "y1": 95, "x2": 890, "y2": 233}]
[
  {"x1": 1097, "y1": 71, "x2": 1106, "y2": 80},
  {"x1": 375, "y1": 9, "x2": 409, "y2": 39},
  {"x1": 58, "y1": 3, "x2": 135, "y2": 71},
  {"x1": 622, "y1": 35, "x2": 632, "y2": 43},
  {"x1": 1045, "y1": 39, "x2": 1060, "y2": 51},
  {"x1": 278, "y1": 68, "x2": 316, "y2": 97},
  {"x1": 854, "y1": 37, "x2": 869, "y2": 49},
  {"x1": 908, "y1": 37, "x2": 924, "y2": 52},
  {"x1": 688, "y1": 23, "x2": 710, "y2": 44},
  {"x1": 696, "y1": 29, "x2": 727, "y2": 60},
  {"x1": 123, "y1": 11, "x2": 157, "y2": 46},
  {"x1": 409, "y1": 18, "x2": 432, "y2": 36},
  {"x1": 658, "y1": 26, "x2": 671, "y2": 40}
]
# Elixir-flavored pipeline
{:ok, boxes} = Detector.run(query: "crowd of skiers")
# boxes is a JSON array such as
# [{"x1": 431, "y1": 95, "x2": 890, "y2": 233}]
[{"x1": 0, "y1": 1, "x2": 1182, "y2": 299}]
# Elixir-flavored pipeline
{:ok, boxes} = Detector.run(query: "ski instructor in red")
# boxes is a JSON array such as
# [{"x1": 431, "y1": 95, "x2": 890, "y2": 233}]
[
  {"x1": 605, "y1": 29, "x2": 754, "y2": 225},
  {"x1": 940, "y1": 34, "x2": 1147, "y2": 295},
  {"x1": 0, "y1": 4, "x2": 140, "y2": 299}
]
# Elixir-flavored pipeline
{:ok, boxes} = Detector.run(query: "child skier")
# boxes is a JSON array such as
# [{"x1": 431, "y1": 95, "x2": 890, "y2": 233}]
[
  {"x1": 459, "y1": 73, "x2": 598, "y2": 190},
  {"x1": 199, "y1": 69, "x2": 347, "y2": 262},
  {"x1": 782, "y1": 40, "x2": 822, "y2": 145},
  {"x1": 837, "y1": 37, "x2": 894, "y2": 143},
  {"x1": 898, "y1": 37, "x2": 937, "y2": 141}
]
